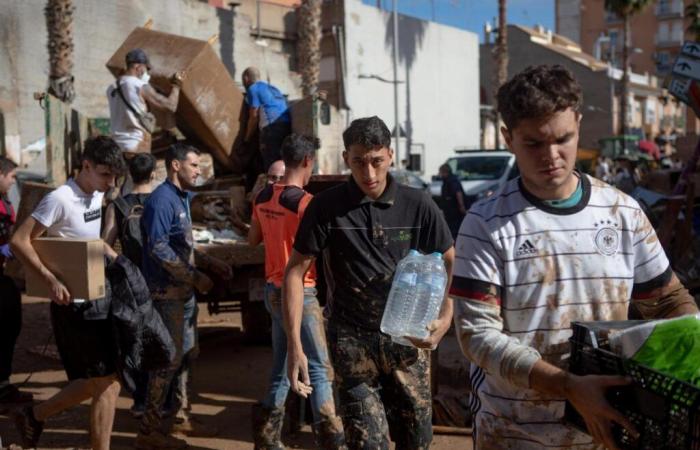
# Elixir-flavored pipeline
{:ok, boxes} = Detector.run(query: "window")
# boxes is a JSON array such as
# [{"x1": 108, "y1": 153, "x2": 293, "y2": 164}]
[
  {"x1": 672, "y1": 20, "x2": 683, "y2": 41},
  {"x1": 658, "y1": 22, "x2": 670, "y2": 42},
  {"x1": 447, "y1": 156, "x2": 511, "y2": 181}
]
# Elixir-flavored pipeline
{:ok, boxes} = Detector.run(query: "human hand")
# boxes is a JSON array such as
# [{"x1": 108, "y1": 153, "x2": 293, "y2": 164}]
[
  {"x1": 194, "y1": 271, "x2": 214, "y2": 294},
  {"x1": 287, "y1": 344, "x2": 313, "y2": 398},
  {"x1": 47, "y1": 275, "x2": 71, "y2": 305},
  {"x1": 170, "y1": 71, "x2": 186, "y2": 87},
  {"x1": 406, "y1": 316, "x2": 451, "y2": 350},
  {"x1": 566, "y1": 374, "x2": 638, "y2": 450},
  {"x1": 208, "y1": 256, "x2": 233, "y2": 280},
  {"x1": 0, "y1": 243, "x2": 13, "y2": 259}
]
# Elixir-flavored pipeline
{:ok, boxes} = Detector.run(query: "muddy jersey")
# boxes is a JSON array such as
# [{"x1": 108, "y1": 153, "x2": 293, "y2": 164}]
[{"x1": 451, "y1": 173, "x2": 669, "y2": 449}]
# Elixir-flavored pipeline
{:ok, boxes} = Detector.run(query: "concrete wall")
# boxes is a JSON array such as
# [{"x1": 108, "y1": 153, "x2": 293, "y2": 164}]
[
  {"x1": 342, "y1": 0, "x2": 480, "y2": 179},
  {"x1": 480, "y1": 27, "x2": 614, "y2": 150},
  {"x1": 0, "y1": 0, "x2": 300, "y2": 165}
]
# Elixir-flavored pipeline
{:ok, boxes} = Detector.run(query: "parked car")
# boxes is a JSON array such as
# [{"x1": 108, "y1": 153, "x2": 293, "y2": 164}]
[
  {"x1": 430, "y1": 150, "x2": 518, "y2": 207},
  {"x1": 391, "y1": 168, "x2": 430, "y2": 195}
]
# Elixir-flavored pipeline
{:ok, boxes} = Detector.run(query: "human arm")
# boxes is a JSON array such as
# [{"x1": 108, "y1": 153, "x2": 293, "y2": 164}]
[
  {"x1": 142, "y1": 200, "x2": 212, "y2": 292},
  {"x1": 248, "y1": 217, "x2": 263, "y2": 246},
  {"x1": 283, "y1": 250, "x2": 315, "y2": 398},
  {"x1": 244, "y1": 107, "x2": 259, "y2": 143},
  {"x1": 101, "y1": 203, "x2": 118, "y2": 247},
  {"x1": 10, "y1": 217, "x2": 70, "y2": 304},
  {"x1": 141, "y1": 73, "x2": 183, "y2": 113},
  {"x1": 455, "y1": 191, "x2": 467, "y2": 216},
  {"x1": 194, "y1": 249, "x2": 233, "y2": 280}
]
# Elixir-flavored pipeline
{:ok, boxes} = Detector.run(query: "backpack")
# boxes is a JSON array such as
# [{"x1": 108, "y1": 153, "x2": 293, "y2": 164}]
[{"x1": 114, "y1": 196, "x2": 145, "y2": 268}]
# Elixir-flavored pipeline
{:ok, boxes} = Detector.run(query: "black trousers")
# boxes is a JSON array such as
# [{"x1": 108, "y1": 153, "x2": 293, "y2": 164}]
[{"x1": 0, "y1": 274, "x2": 21, "y2": 382}]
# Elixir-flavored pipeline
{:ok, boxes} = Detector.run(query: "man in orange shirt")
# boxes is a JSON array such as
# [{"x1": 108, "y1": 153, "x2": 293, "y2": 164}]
[{"x1": 248, "y1": 134, "x2": 345, "y2": 449}]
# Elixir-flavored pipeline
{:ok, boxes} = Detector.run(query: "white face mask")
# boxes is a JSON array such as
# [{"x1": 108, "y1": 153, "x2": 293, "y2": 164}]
[{"x1": 140, "y1": 71, "x2": 151, "y2": 84}]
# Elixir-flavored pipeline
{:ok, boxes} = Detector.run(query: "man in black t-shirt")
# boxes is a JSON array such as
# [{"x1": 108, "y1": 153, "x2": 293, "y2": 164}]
[{"x1": 283, "y1": 116, "x2": 455, "y2": 449}]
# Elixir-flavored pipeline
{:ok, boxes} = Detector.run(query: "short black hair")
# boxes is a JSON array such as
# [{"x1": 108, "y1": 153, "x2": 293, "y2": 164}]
[
  {"x1": 165, "y1": 142, "x2": 200, "y2": 171},
  {"x1": 82, "y1": 136, "x2": 126, "y2": 175},
  {"x1": 281, "y1": 134, "x2": 318, "y2": 168},
  {"x1": 0, "y1": 157, "x2": 18, "y2": 175},
  {"x1": 342, "y1": 116, "x2": 391, "y2": 150},
  {"x1": 128, "y1": 153, "x2": 156, "y2": 184},
  {"x1": 439, "y1": 163, "x2": 452, "y2": 174},
  {"x1": 497, "y1": 64, "x2": 582, "y2": 130}
]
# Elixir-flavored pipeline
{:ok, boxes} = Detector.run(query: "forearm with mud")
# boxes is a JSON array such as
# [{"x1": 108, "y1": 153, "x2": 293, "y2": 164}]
[
  {"x1": 634, "y1": 274, "x2": 699, "y2": 318},
  {"x1": 282, "y1": 265, "x2": 306, "y2": 349},
  {"x1": 454, "y1": 297, "x2": 541, "y2": 388}
]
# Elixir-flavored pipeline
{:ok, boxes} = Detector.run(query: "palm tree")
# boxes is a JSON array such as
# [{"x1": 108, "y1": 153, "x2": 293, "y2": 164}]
[
  {"x1": 494, "y1": 0, "x2": 507, "y2": 149},
  {"x1": 297, "y1": 0, "x2": 322, "y2": 97},
  {"x1": 686, "y1": 1, "x2": 700, "y2": 42},
  {"x1": 45, "y1": 0, "x2": 75, "y2": 103},
  {"x1": 604, "y1": 0, "x2": 652, "y2": 137}
]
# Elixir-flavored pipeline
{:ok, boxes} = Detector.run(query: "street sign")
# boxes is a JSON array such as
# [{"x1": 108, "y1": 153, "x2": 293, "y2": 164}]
[{"x1": 668, "y1": 41, "x2": 700, "y2": 105}]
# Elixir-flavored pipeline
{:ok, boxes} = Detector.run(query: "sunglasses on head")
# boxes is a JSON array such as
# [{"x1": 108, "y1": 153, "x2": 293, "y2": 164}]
[{"x1": 267, "y1": 174, "x2": 283, "y2": 182}]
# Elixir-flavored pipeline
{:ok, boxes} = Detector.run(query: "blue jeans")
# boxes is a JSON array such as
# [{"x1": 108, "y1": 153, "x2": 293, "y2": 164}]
[{"x1": 262, "y1": 283, "x2": 336, "y2": 423}]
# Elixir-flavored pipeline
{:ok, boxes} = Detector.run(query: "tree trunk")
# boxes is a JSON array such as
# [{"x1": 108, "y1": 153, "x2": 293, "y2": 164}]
[
  {"x1": 620, "y1": 12, "x2": 630, "y2": 138},
  {"x1": 297, "y1": 0, "x2": 322, "y2": 97},
  {"x1": 45, "y1": 0, "x2": 75, "y2": 103},
  {"x1": 494, "y1": 0, "x2": 508, "y2": 149}
]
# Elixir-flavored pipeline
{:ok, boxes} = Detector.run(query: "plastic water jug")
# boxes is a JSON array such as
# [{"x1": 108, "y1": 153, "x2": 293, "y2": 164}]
[{"x1": 380, "y1": 250, "x2": 448, "y2": 346}]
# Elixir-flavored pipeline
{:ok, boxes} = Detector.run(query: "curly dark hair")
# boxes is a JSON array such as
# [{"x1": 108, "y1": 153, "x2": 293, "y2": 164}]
[
  {"x1": 82, "y1": 136, "x2": 126, "y2": 175},
  {"x1": 342, "y1": 116, "x2": 391, "y2": 150},
  {"x1": 497, "y1": 64, "x2": 582, "y2": 130},
  {"x1": 281, "y1": 133, "x2": 319, "y2": 168}
]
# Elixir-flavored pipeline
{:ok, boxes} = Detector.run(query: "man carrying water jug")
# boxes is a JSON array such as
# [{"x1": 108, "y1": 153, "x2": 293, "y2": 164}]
[
  {"x1": 283, "y1": 116, "x2": 455, "y2": 449},
  {"x1": 451, "y1": 65, "x2": 699, "y2": 450}
]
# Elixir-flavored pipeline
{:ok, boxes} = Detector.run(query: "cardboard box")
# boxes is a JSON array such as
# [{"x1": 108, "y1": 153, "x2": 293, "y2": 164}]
[
  {"x1": 106, "y1": 27, "x2": 244, "y2": 170},
  {"x1": 26, "y1": 238, "x2": 105, "y2": 300}
]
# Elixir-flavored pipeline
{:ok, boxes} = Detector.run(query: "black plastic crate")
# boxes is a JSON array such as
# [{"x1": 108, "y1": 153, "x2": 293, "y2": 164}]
[{"x1": 565, "y1": 321, "x2": 700, "y2": 450}]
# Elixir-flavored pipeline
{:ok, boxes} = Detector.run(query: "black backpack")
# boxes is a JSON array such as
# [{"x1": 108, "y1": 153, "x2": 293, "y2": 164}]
[{"x1": 113, "y1": 196, "x2": 145, "y2": 268}]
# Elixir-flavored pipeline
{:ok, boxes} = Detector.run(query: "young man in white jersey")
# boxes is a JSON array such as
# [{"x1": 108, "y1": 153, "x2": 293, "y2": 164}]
[
  {"x1": 451, "y1": 65, "x2": 699, "y2": 450},
  {"x1": 10, "y1": 136, "x2": 126, "y2": 450}
]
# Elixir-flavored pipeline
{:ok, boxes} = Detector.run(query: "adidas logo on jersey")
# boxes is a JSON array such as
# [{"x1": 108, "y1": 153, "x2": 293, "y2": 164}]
[{"x1": 516, "y1": 239, "x2": 537, "y2": 256}]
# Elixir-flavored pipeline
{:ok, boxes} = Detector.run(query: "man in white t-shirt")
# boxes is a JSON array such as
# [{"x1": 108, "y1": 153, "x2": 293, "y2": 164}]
[
  {"x1": 451, "y1": 65, "x2": 699, "y2": 450},
  {"x1": 10, "y1": 136, "x2": 127, "y2": 450},
  {"x1": 107, "y1": 48, "x2": 182, "y2": 154}
]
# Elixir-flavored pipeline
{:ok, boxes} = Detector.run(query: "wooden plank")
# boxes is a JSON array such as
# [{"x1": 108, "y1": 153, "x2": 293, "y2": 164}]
[{"x1": 195, "y1": 242, "x2": 265, "y2": 266}]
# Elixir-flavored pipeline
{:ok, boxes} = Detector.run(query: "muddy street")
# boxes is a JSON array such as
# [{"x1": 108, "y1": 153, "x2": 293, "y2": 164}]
[{"x1": 0, "y1": 296, "x2": 472, "y2": 449}]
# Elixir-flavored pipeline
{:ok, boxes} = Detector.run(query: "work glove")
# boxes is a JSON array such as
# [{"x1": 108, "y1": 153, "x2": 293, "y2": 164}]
[{"x1": 0, "y1": 243, "x2": 13, "y2": 259}]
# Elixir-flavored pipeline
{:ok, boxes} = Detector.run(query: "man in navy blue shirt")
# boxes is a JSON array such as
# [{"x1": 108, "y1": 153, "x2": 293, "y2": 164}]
[
  {"x1": 242, "y1": 66, "x2": 292, "y2": 171},
  {"x1": 137, "y1": 143, "x2": 230, "y2": 449}
]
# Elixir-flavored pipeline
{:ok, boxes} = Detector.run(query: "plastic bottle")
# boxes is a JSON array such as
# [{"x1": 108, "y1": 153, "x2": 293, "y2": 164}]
[
  {"x1": 380, "y1": 250, "x2": 421, "y2": 341},
  {"x1": 380, "y1": 250, "x2": 448, "y2": 346}
]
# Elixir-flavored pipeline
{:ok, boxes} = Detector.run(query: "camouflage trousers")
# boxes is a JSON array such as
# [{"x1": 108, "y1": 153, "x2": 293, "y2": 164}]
[
  {"x1": 140, "y1": 297, "x2": 185, "y2": 435},
  {"x1": 327, "y1": 320, "x2": 432, "y2": 450}
]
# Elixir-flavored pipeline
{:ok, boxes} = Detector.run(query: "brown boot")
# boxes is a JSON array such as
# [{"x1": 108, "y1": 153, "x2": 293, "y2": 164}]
[
  {"x1": 314, "y1": 415, "x2": 347, "y2": 450},
  {"x1": 251, "y1": 402, "x2": 285, "y2": 450}
]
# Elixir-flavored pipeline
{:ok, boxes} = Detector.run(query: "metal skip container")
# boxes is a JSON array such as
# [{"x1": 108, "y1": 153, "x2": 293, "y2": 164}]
[{"x1": 106, "y1": 27, "x2": 243, "y2": 170}]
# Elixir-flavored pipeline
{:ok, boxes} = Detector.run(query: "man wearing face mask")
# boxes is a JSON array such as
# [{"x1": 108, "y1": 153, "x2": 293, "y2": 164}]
[{"x1": 107, "y1": 48, "x2": 182, "y2": 154}]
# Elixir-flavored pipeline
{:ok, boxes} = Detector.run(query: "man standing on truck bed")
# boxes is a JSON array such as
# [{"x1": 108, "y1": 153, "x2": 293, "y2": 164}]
[
  {"x1": 241, "y1": 66, "x2": 292, "y2": 172},
  {"x1": 283, "y1": 116, "x2": 455, "y2": 449},
  {"x1": 451, "y1": 64, "x2": 699, "y2": 450},
  {"x1": 107, "y1": 48, "x2": 182, "y2": 155}
]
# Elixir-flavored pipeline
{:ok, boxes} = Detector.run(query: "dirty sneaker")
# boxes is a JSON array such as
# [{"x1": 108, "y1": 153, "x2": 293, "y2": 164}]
[
  {"x1": 11, "y1": 405, "x2": 44, "y2": 448},
  {"x1": 172, "y1": 416, "x2": 219, "y2": 438},
  {"x1": 135, "y1": 430, "x2": 188, "y2": 449}
]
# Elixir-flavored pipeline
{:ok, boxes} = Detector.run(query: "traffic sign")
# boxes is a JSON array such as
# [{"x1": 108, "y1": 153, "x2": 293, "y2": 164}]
[
  {"x1": 681, "y1": 41, "x2": 700, "y2": 57},
  {"x1": 672, "y1": 55, "x2": 700, "y2": 82}
]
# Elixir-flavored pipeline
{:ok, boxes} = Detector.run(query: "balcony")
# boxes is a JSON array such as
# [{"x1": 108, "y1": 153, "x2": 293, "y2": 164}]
[
  {"x1": 655, "y1": 34, "x2": 684, "y2": 48},
  {"x1": 605, "y1": 10, "x2": 623, "y2": 23},
  {"x1": 655, "y1": 0, "x2": 683, "y2": 19}
]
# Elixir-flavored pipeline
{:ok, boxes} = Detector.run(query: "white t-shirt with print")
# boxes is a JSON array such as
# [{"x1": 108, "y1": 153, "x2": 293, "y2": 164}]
[{"x1": 32, "y1": 178, "x2": 103, "y2": 238}]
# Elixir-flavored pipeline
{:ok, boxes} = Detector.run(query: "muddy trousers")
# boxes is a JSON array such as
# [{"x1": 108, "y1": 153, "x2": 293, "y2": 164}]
[
  {"x1": 327, "y1": 321, "x2": 432, "y2": 450},
  {"x1": 254, "y1": 284, "x2": 344, "y2": 448},
  {"x1": 140, "y1": 298, "x2": 185, "y2": 435}
]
